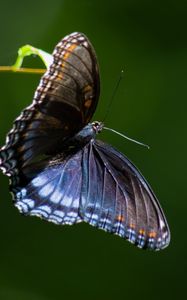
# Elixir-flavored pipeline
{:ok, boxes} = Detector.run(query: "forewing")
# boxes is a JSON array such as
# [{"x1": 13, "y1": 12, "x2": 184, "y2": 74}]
[
  {"x1": 14, "y1": 150, "x2": 83, "y2": 225},
  {"x1": 0, "y1": 32, "x2": 100, "y2": 186},
  {"x1": 80, "y1": 140, "x2": 170, "y2": 250}
]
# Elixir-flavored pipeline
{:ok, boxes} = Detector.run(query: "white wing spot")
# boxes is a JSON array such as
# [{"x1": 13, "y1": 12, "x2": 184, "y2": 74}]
[
  {"x1": 67, "y1": 211, "x2": 77, "y2": 218},
  {"x1": 61, "y1": 195, "x2": 73, "y2": 207},
  {"x1": 50, "y1": 189, "x2": 62, "y2": 204},
  {"x1": 83, "y1": 41, "x2": 88, "y2": 47},
  {"x1": 53, "y1": 210, "x2": 65, "y2": 218},
  {"x1": 72, "y1": 198, "x2": 79, "y2": 209},
  {"x1": 38, "y1": 205, "x2": 51, "y2": 214},
  {"x1": 32, "y1": 176, "x2": 47, "y2": 187},
  {"x1": 22, "y1": 199, "x2": 35, "y2": 209},
  {"x1": 39, "y1": 183, "x2": 55, "y2": 197}
]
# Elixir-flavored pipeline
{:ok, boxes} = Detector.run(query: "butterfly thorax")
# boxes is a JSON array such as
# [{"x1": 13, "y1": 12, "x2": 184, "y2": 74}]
[
  {"x1": 63, "y1": 121, "x2": 103, "y2": 151},
  {"x1": 50, "y1": 121, "x2": 103, "y2": 164}
]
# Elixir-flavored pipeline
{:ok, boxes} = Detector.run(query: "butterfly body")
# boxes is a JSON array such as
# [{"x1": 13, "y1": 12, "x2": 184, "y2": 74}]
[{"x1": 0, "y1": 32, "x2": 170, "y2": 250}]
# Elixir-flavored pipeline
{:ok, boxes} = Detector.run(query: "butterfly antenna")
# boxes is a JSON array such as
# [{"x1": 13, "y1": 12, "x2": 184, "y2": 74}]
[
  {"x1": 102, "y1": 70, "x2": 124, "y2": 122},
  {"x1": 103, "y1": 126, "x2": 150, "y2": 149}
]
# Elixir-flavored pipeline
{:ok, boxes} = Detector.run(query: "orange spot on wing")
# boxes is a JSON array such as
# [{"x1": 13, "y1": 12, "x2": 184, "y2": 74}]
[
  {"x1": 149, "y1": 231, "x2": 157, "y2": 238},
  {"x1": 63, "y1": 44, "x2": 77, "y2": 60},
  {"x1": 61, "y1": 44, "x2": 78, "y2": 70},
  {"x1": 83, "y1": 85, "x2": 92, "y2": 92},
  {"x1": 84, "y1": 99, "x2": 92, "y2": 108},
  {"x1": 139, "y1": 229, "x2": 145, "y2": 235},
  {"x1": 129, "y1": 223, "x2": 135, "y2": 229},
  {"x1": 117, "y1": 215, "x2": 125, "y2": 222},
  {"x1": 57, "y1": 73, "x2": 63, "y2": 79}
]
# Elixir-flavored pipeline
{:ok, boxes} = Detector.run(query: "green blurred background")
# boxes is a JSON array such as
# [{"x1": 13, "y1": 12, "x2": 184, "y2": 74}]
[{"x1": 0, "y1": 0, "x2": 186, "y2": 299}]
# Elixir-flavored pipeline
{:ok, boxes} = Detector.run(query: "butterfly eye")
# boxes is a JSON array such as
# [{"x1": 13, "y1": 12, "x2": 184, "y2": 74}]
[{"x1": 92, "y1": 121, "x2": 104, "y2": 133}]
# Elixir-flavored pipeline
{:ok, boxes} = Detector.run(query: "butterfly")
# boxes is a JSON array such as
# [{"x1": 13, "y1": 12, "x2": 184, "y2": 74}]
[{"x1": 0, "y1": 32, "x2": 170, "y2": 250}]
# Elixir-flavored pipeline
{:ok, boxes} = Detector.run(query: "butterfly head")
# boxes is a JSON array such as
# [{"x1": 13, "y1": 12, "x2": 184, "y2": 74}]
[
  {"x1": 91, "y1": 121, "x2": 104, "y2": 134},
  {"x1": 74, "y1": 121, "x2": 103, "y2": 142},
  {"x1": 69, "y1": 121, "x2": 103, "y2": 149}
]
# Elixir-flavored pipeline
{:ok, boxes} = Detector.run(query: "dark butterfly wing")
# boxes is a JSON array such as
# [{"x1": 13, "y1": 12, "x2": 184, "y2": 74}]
[
  {"x1": 3, "y1": 130, "x2": 170, "y2": 250},
  {"x1": 15, "y1": 150, "x2": 83, "y2": 225},
  {"x1": 0, "y1": 32, "x2": 100, "y2": 190},
  {"x1": 80, "y1": 139, "x2": 170, "y2": 250}
]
